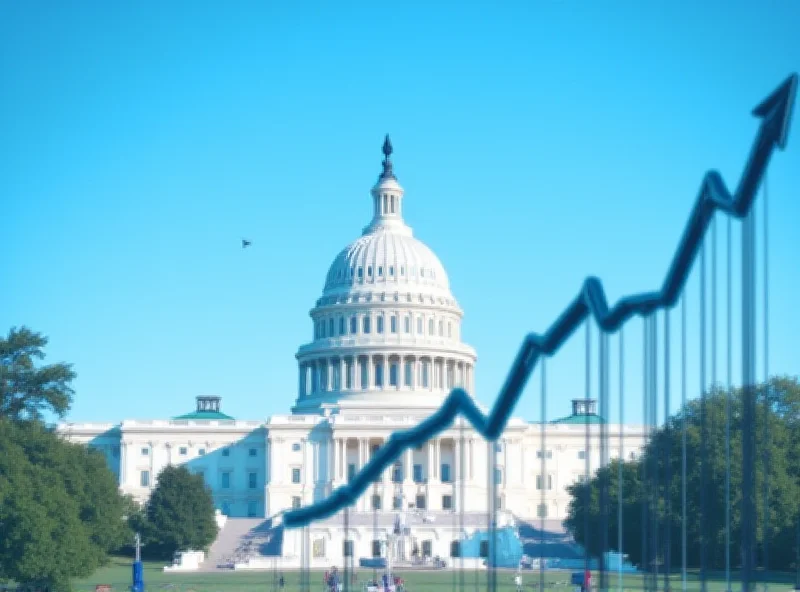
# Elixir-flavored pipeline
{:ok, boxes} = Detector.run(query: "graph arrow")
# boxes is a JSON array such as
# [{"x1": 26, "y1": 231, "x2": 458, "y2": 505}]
[{"x1": 283, "y1": 73, "x2": 798, "y2": 528}]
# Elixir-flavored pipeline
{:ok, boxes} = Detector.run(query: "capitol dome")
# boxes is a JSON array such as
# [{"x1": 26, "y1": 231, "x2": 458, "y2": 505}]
[{"x1": 292, "y1": 136, "x2": 477, "y2": 414}]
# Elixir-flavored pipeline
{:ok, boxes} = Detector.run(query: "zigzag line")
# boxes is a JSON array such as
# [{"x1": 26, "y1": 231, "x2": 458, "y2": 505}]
[{"x1": 283, "y1": 73, "x2": 798, "y2": 528}]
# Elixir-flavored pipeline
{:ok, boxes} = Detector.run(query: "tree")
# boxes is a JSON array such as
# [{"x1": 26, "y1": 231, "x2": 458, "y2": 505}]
[
  {"x1": 141, "y1": 465, "x2": 218, "y2": 559},
  {"x1": 0, "y1": 327, "x2": 129, "y2": 591},
  {"x1": 565, "y1": 377, "x2": 800, "y2": 571},
  {"x1": 0, "y1": 419, "x2": 127, "y2": 591},
  {"x1": 0, "y1": 326, "x2": 76, "y2": 421}
]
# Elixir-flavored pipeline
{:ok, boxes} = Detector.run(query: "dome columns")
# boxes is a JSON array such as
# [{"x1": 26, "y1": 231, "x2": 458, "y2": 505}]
[{"x1": 297, "y1": 352, "x2": 474, "y2": 399}]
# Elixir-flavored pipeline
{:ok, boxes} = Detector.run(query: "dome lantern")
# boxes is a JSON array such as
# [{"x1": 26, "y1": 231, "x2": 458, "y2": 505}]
[{"x1": 364, "y1": 134, "x2": 408, "y2": 236}]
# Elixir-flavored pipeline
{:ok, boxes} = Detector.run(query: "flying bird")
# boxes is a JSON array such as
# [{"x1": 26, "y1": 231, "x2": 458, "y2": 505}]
[{"x1": 241, "y1": 239, "x2": 252, "y2": 249}]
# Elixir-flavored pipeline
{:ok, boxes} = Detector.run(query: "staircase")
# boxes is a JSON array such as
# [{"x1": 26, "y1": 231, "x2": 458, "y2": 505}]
[{"x1": 200, "y1": 518, "x2": 269, "y2": 570}]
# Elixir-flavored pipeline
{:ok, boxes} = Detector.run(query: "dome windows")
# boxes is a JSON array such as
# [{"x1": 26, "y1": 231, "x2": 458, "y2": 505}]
[
  {"x1": 390, "y1": 315, "x2": 397, "y2": 333},
  {"x1": 428, "y1": 319, "x2": 434, "y2": 335},
  {"x1": 389, "y1": 266, "x2": 395, "y2": 277},
  {"x1": 328, "y1": 318, "x2": 334, "y2": 337},
  {"x1": 374, "y1": 362, "x2": 384, "y2": 387},
  {"x1": 400, "y1": 266, "x2": 405, "y2": 277},
  {"x1": 357, "y1": 267, "x2": 364, "y2": 281},
  {"x1": 363, "y1": 316, "x2": 371, "y2": 334},
  {"x1": 367, "y1": 266, "x2": 373, "y2": 277},
  {"x1": 378, "y1": 266, "x2": 384, "y2": 277},
  {"x1": 350, "y1": 316, "x2": 357, "y2": 334},
  {"x1": 376, "y1": 316, "x2": 384, "y2": 334},
  {"x1": 438, "y1": 321, "x2": 444, "y2": 337},
  {"x1": 416, "y1": 316, "x2": 423, "y2": 334},
  {"x1": 404, "y1": 316, "x2": 411, "y2": 333},
  {"x1": 339, "y1": 316, "x2": 345, "y2": 335},
  {"x1": 389, "y1": 362, "x2": 398, "y2": 387}
]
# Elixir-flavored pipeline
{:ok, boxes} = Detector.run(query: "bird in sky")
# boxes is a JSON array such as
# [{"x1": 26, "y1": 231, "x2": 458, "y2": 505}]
[{"x1": 241, "y1": 239, "x2": 252, "y2": 249}]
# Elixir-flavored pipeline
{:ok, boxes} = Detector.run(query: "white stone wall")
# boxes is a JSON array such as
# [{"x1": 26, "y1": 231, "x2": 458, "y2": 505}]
[{"x1": 59, "y1": 413, "x2": 646, "y2": 522}]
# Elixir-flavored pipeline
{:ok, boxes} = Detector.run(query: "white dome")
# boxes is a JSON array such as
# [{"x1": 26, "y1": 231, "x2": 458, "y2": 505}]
[{"x1": 323, "y1": 229, "x2": 451, "y2": 296}]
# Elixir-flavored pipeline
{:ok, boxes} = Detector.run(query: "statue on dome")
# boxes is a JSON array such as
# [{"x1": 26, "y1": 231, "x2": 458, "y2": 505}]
[{"x1": 380, "y1": 134, "x2": 396, "y2": 180}]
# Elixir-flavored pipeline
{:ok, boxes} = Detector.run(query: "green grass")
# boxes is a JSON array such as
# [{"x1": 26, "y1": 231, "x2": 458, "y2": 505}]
[{"x1": 71, "y1": 558, "x2": 799, "y2": 592}]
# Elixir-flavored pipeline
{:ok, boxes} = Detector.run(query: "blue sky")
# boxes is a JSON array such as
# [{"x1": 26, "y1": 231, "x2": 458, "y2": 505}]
[{"x1": 2, "y1": 1, "x2": 798, "y2": 426}]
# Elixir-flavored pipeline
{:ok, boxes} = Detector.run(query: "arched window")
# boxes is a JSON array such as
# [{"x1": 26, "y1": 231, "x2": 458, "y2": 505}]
[
  {"x1": 350, "y1": 316, "x2": 357, "y2": 334},
  {"x1": 390, "y1": 315, "x2": 397, "y2": 333},
  {"x1": 376, "y1": 316, "x2": 384, "y2": 334},
  {"x1": 363, "y1": 316, "x2": 371, "y2": 334}
]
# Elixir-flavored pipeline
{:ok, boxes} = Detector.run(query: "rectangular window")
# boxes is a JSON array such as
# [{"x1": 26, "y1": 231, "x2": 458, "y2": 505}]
[
  {"x1": 140, "y1": 470, "x2": 150, "y2": 487},
  {"x1": 345, "y1": 360, "x2": 353, "y2": 389},
  {"x1": 377, "y1": 316, "x2": 384, "y2": 333},
  {"x1": 422, "y1": 362, "x2": 429, "y2": 388},
  {"x1": 428, "y1": 319, "x2": 434, "y2": 334},
  {"x1": 389, "y1": 266, "x2": 394, "y2": 277},
  {"x1": 198, "y1": 448, "x2": 206, "y2": 456},
  {"x1": 221, "y1": 471, "x2": 231, "y2": 489},
  {"x1": 371, "y1": 494, "x2": 382, "y2": 510},
  {"x1": 413, "y1": 464, "x2": 424, "y2": 483},
  {"x1": 292, "y1": 496, "x2": 302, "y2": 509},
  {"x1": 404, "y1": 316, "x2": 410, "y2": 333},
  {"x1": 389, "y1": 363, "x2": 398, "y2": 387},
  {"x1": 421, "y1": 540, "x2": 432, "y2": 557},
  {"x1": 390, "y1": 316, "x2": 397, "y2": 333},
  {"x1": 404, "y1": 361, "x2": 413, "y2": 386},
  {"x1": 378, "y1": 266, "x2": 383, "y2": 277},
  {"x1": 363, "y1": 317, "x2": 371, "y2": 334},
  {"x1": 494, "y1": 468, "x2": 502, "y2": 485},
  {"x1": 375, "y1": 363, "x2": 384, "y2": 387},
  {"x1": 247, "y1": 500, "x2": 258, "y2": 517},
  {"x1": 392, "y1": 463, "x2": 403, "y2": 483},
  {"x1": 441, "y1": 464, "x2": 451, "y2": 483},
  {"x1": 416, "y1": 494, "x2": 427, "y2": 510},
  {"x1": 328, "y1": 318, "x2": 334, "y2": 336},
  {"x1": 339, "y1": 317, "x2": 345, "y2": 335},
  {"x1": 442, "y1": 495, "x2": 453, "y2": 510},
  {"x1": 360, "y1": 359, "x2": 368, "y2": 389},
  {"x1": 249, "y1": 448, "x2": 257, "y2": 457},
  {"x1": 393, "y1": 496, "x2": 403, "y2": 510},
  {"x1": 372, "y1": 540, "x2": 382, "y2": 558},
  {"x1": 141, "y1": 447, "x2": 149, "y2": 456},
  {"x1": 350, "y1": 316, "x2": 357, "y2": 334},
  {"x1": 292, "y1": 468, "x2": 301, "y2": 483},
  {"x1": 537, "y1": 503, "x2": 548, "y2": 518},
  {"x1": 417, "y1": 317, "x2": 423, "y2": 334},
  {"x1": 248, "y1": 472, "x2": 257, "y2": 489}
]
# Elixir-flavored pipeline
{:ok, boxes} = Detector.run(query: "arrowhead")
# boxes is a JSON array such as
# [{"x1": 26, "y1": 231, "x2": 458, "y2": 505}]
[{"x1": 752, "y1": 73, "x2": 798, "y2": 150}]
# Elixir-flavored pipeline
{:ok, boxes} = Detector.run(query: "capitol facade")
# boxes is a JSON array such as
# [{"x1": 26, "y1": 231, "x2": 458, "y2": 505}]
[{"x1": 58, "y1": 138, "x2": 646, "y2": 569}]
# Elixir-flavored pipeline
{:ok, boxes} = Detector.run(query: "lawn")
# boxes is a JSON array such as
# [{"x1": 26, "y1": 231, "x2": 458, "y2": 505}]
[{"x1": 71, "y1": 558, "x2": 799, "y2": 592}]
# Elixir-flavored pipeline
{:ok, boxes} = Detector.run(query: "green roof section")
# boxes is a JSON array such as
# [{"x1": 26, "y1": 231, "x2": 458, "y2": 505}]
[
  {"x1": 173, "y1": 410, "x2": 235, "y2": 421},
  {"x1": 173, "y1": 396, "x2": 234, "y2": 421},
  {"x1": 551, "y1": 413, "x2": 606, "y2": 425},
  {"x1": 549, "y1": 398, "x2": 606, "y2": 424}
]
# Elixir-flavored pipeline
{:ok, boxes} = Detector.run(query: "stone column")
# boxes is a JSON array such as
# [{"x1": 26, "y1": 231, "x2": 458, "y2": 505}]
[
  {"x1": 383, "y1": 357, "x2": 389, "y2": 389},
  {"x1": 427, "y1": 441, "x2": 435, "y2": 481}
]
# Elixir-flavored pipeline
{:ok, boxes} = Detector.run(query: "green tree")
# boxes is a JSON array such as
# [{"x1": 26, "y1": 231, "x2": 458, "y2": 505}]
[
  {"x1": 0, "y1": 327, "x2": 128, "y2": 591},
  {"x1": 565, "y1": 377, "x2": 800, "y2": 571},
  {"x1": 141, "y1": 465, "x2": 218, "y2": 559},
  {"x1": 0, "y1": 326, "x2": 76, "y2": 421},
  {"x1": 0, "y1": 420, "x2": 127, "y2": 591}
]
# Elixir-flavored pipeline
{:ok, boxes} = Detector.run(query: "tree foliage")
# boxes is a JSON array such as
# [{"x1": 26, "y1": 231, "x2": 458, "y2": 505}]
[
  {"x1": 137, "y1": 465, "x2": 218, "y2": 560},
  {"x1": 0, "y1": 327, "x2": 129, "y2": 591},
  {"x1": 565, "y1": 376, "x2": 800, "y2": 571},
  {"x1": 0, "y1": 327, "x2": 76, "y2": 421},
  {"x1": 0, "y1": 420, "x2": 128, "y2": 591}
]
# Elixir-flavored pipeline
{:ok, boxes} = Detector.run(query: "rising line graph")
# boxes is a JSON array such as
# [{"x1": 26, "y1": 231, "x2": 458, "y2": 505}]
[{"x1": 283, "y1": 73, "x2": 797, "y2": 529}]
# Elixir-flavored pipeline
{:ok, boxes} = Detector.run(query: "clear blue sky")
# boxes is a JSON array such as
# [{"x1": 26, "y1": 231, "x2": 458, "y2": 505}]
[{"x1": 2, "y1": 1, "x2": 798, "y2": 426}]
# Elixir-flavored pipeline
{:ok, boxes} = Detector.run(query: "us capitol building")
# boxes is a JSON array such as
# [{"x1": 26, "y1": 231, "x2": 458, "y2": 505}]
[{"x1": 58, "y1": 137, "x2": 646, "y2": 569}]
